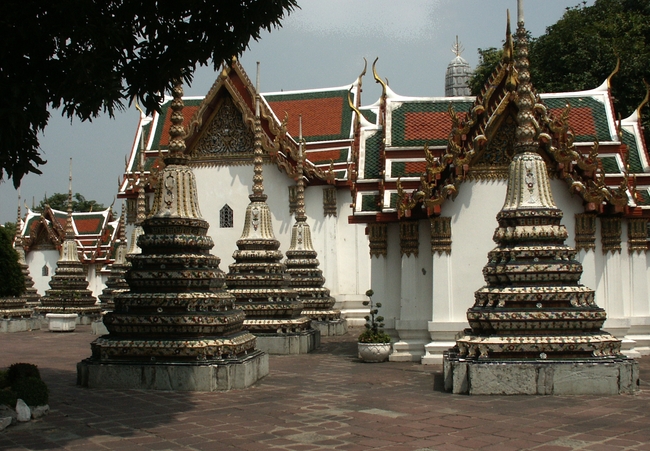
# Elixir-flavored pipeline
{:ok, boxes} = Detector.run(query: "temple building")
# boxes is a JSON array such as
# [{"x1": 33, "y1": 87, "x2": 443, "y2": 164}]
[
  {"x1": 18, "y1": 204, "x2": 123, "y2": 299},
  {"x1": 113, "y1": 10, "x2": 650, "y2": 364},
  {"x1": 37, "y1": 168, "x2": 102, "y2": 324}
]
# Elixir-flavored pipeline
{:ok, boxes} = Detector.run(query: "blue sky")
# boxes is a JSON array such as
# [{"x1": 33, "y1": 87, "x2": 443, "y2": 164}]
[{"x1": 0, "y1": 0, "x2": 595, "y2": 224}]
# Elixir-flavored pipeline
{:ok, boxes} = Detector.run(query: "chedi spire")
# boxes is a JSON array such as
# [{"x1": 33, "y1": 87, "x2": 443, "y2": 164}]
[
  {"x1": 80, "y1": 82, "x2": 267, "y2": 391},
  {"x1": 444, "y1": 2, "x2": 636, "y2": 395}
]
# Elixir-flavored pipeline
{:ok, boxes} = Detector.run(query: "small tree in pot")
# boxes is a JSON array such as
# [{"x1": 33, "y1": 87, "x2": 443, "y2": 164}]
[{"x1": 358, "y1": 290, "x2": 391, "y2": 362}]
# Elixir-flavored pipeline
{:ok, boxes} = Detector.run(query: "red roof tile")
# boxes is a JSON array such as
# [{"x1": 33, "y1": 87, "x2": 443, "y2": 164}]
[
  {"x1": 550, "y1": 107, "x2": 596, "y2": 137},
  {"x1": 158, "y1": 106, "x2": 200, "y2": 147},
  {"x1": 268, "y1": 98, "x2": 343, "y2": 138},
  {"x1": 404, "y1": 112, "x2": 464, "y2": 141}
]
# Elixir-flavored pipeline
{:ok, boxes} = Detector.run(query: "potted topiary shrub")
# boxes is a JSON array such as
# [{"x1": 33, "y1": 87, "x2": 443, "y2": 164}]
[{"x1": 358, "y1": 289, "x2": 392, "y2": 362}]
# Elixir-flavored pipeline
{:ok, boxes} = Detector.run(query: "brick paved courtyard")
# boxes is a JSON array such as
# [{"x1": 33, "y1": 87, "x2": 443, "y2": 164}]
[{"x1": 0, "y1": 326, "x2": 649, "y2": 451}]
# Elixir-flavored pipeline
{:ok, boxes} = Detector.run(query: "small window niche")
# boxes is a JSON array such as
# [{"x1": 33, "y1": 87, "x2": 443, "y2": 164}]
[{"x1": 220, "y1": 204, "x2": 234, "y2": 228}]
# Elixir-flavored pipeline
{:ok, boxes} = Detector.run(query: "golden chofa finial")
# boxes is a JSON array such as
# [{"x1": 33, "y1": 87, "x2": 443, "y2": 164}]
[
  {"x1": 503, "y1": 9, "x2": 514, "y2": 64},
  {"x1": 451, "y1": 36, "x2": 464, "y2": 58},
  {"x1": 607, "y1": 57, "x2": 621, "y2": 90},
  {"x1": 357, "y1": 58, "x2": 367, "y2": 90},
  {"x1": 372, "y1": 57, "x2": 387, "y2": 98},
  {"x1": 636, "y1": 79, "x2": 650, "y2": 119}
]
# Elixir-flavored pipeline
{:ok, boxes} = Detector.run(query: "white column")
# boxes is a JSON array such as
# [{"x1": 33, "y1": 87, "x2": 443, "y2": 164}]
[{"x1": 391, "y1": 223, "x2": 431, "y2": 362}]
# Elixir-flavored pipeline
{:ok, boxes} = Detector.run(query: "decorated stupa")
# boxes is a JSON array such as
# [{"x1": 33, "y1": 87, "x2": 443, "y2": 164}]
[
  {"x1": 226, "y1": 67, "x2": 316, "y2": 354},
  {"x1": 444, "y1": 2, "x2": 637, "y2": 395},
  {"x1": 14, "y1": 195, "x2": 41, "y2": 309},
  {"x1": 37, "y1": 162, "x2": 101, "y2": 324},
  {"x1": 0, "y1": 196, "x2": 38, "y2": 332},
  {"x1": 79, "y1": 83, "x2": 267, "y2": 391},
  {"x1": 444, "y1": 36, "x2": 472, "y2": 97},
  {"x1": 97, "y1": 207, "x2": 129, "y2": 312},
  {"x1": 284, "y1": 117, "x2": 346, "y2": 336}
]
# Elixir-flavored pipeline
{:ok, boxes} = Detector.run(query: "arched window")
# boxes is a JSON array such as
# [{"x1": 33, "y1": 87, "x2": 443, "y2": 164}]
[
  {"x1": 42, "y1": 265, "x2": 49, "y2": 277},
  {"x1": 220, "y1": 204, "x2": 233, "y2": 228}
]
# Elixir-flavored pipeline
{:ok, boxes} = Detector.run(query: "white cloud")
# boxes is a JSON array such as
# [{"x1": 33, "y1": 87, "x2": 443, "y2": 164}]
[{"x1": 286, "y1": 0, "x2": 444, "y2": 41}]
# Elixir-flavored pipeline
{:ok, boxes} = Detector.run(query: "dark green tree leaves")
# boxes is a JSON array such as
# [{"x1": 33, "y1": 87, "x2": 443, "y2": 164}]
[{"x1": 0, "y1": 0, "x2": 298, "y2": 187}]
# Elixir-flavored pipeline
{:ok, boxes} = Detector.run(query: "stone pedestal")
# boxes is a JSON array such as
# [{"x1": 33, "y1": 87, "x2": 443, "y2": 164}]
[
  {"x1": 78, "y1": 350, "x2": 268, "y2": 391},
  {"x1": 444, "y1": 351, "x2": 639, "y2": 395},
  {"x1": 0, "y1": 318, "x2": 40, "y2": 333},
  {"x1": 311, "y1": 319, "x2": 348, "y2": 337},
  {"x1": 255, "y1": 329, "x2": 320, "y2": 355},
  {"x1": 46, "y1": 313, "x2": 78, "y2": 332}
]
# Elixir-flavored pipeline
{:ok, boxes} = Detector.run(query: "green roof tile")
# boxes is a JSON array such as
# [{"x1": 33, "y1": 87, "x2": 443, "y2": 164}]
[
  {"x1": 363, "y1": 132, "x2": 382, "y2": 179},
  {"x1": 601, "y1": 156, "x2": 620, "y2": 174}
]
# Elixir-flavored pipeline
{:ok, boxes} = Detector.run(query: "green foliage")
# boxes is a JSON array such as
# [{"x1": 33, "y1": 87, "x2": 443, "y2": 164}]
[
  {"x1": 0, "y1": 370, "x2": 9, "y2": 389},
  {"x1": 0, "y1": 389, "x2": 17, "y2": 408},
  {"x1": 0, "y1": 227, "x2": 24, "y2": 297},
  {"x1": 12, "y1": 377, "x2": 49, "y2": 407},
  {"x1": 7, "y1": 363, "x2": 40, "y2": 385},
  {"x1": 358, "y1": 290, "x2": 391, "y2": 343},
  {"x1": 470, "y1": 0, "x2": 650, "y2": 130},
  {"x1": 469, "y1": 47, "x2": 504, "y2": 96},
  {"x1": 34, "y1": 193, "x2": 105, "y2": 213},
  {"x1": 0, "y1": 0, "x2": 298, "y2": 187},
  {"x1": 530, "y1": 0, "x2": 650, "y2": 122},
  {"x1": 0, "y1": 363, "x2": 48, "y2": 408},
  {"x1": 3, "y1": 222, "x2": 17, "y2": 239}
]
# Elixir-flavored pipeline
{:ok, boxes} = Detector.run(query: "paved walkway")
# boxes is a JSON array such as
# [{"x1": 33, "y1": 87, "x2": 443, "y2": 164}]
[{"x1": 0, "y1": 326, "x2": 649, "y2": 451}]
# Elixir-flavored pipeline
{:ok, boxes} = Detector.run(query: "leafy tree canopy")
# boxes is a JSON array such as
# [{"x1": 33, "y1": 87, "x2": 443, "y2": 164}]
[
  {"x1": 0, "y1": 226, "x2": 24, "y2": 297},
  {"x1": 34, "y1": 193, "x2": 105, "y2": 213},
  {"x1": 2, "y1": 222, "x2": 17, "y2": 239},
  {"x1": 470, "y1": 0, "x2": 650, "y2": 123},
  {"x1": 0, "y1": 0, "x2": 298, "y2": 187}
]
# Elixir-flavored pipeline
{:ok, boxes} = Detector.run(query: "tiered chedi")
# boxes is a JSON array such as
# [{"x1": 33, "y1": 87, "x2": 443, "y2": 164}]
[
  {"x1": 14, "y1": 197, "x2": 40, "y2": 309},
  {"x1": 38, "y1": 163, "x2": 100, "y2": 321},
  {"x1": 453, "y1": 6, "x2": 621, "y2": 360},
  {"x1": 226, "y1": 81, "x2": 311, "y2": 340},
  {"x1": 284, "y1": 119, "x2": 344, "y2": 333},
  {"x1": 97, "y1": 208, "x2": 129, "y2": 312},
  {"x1": 88, "y1": 84, "x2": 261, "y2": 368}
]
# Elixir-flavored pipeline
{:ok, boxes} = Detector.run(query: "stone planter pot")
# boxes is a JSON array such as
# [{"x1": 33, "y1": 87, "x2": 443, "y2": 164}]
[
  {"x1": 358, "y1": 342, "x2": 391, "y2": 362},
  {"x1": 46, "y1": 313, "x2": 78, "y2": 332}
]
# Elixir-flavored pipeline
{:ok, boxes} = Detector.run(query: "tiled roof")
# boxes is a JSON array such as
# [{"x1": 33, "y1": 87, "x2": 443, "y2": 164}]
[
  {"x1": 601, "y1": 156, "x2": 620, "y2": 174},
  {"x1": 151, "y1": 100, "x2": 202, "y2": 149},
  {"x1": 306, "y1": 148, "x2": 350, "y2": 165},
  {"x1": 363, "y1": 132, "x2": 382, "y2": 179},
  {"x1": 360, "y1": 193, "x2": 380, "y2": 212},
  {"x1": 388, "y1": 100, "x2": 473, "y2": 148},
  {"x1": 621, "y1": 128, "x2": 645, "y2": 173},
  {"x1": 264, "y1": 89, "x2": 353, "y2": 142},
  {"x1": 21, "y1": 207, "x2": 120, "y2": 264},
  {"x1": 391, "y1": 161, "x2": 427, "y2": 178},
  {"x1": 544, "y1": 96, "x2": 612, "y2": 143}
]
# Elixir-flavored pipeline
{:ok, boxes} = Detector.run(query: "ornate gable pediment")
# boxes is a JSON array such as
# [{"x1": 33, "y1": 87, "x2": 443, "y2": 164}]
[{"x1": 191, "y1": 96, "x2": 256, "y2": 163}]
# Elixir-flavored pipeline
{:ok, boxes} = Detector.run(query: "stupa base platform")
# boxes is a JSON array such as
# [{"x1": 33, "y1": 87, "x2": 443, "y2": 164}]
[
  {"x1": 254, "y1": 329, "x2": 320, "y2": 355},
  {"x1": 443, "y1": 352, "x2": 639, "y2": 395},
  {"x1": 91, "y1": 318, "x2": 109, "y2": 335},
  {"x1": 310, "y1": 319, "x2": 348, "y2": 336},
  {"x1": 0, "y1": 317, "x2": 40, "y2": 333},
  {"x1": 36, "y1": 309, "x2": 101, "y2": 326},
  {"x1": 77, "y1": 350, "x2": 269, "y2": 391}
]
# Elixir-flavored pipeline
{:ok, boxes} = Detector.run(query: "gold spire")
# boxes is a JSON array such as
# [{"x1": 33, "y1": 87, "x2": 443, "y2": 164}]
[
  {"x1": 513, "y1": 0, "x2": 537, "y2": 155},
  {"x1": 15, "y1": 189, "x2": 22, "y2": 243},
  {"x1": 295, "y1": 115, "x2": 306, "y2": 222},
  {"x1": 251, "y1": 62, "x2": 267, "y2": 202},
  {"x1": 166, "y1": 81, "x2": 188, "y2": 164},
  {"x1": 65, "y1": 158, "x2": 75, "y2": 239}
]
